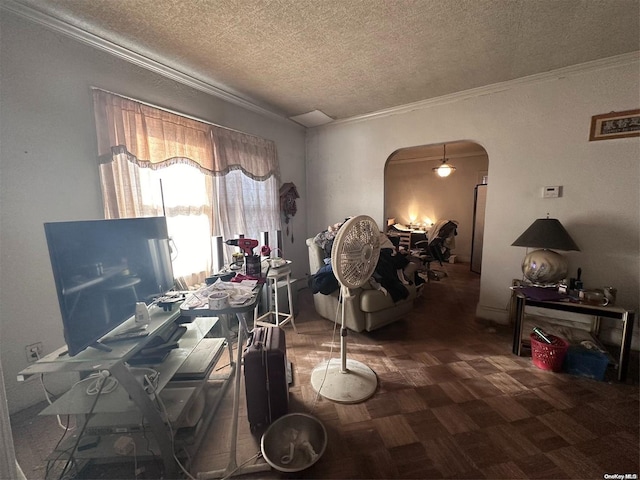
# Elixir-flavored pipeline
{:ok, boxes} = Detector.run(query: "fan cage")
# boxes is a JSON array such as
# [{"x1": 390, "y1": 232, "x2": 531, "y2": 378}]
[{"x1": 330, "y1": 216, "x2": 381, "y2": 290}]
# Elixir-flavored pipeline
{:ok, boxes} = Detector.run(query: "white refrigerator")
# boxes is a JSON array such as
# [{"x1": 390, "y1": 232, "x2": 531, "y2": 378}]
[{"x1": 471, "y1": 184, "x2": 487, "y2": 274}]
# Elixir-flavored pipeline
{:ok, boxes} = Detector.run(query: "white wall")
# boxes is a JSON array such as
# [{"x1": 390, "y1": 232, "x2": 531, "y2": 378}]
[
  {"x1": 0, "y1": 12, "x2": 306, "y2": 413},
  {"x1": 307, "y1": 57, "x2": 639, "y2": 342}
]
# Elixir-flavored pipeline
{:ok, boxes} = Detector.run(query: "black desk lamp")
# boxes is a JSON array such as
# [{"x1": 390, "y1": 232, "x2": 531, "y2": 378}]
[{"x1": 511, "y1": 216, "x2": 580, "y2": 285}]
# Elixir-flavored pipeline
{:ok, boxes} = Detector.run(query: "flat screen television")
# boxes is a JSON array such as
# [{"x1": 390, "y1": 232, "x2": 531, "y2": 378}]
[{"x1": 44, "y1": 217, "x2": 175, "y2": 356}]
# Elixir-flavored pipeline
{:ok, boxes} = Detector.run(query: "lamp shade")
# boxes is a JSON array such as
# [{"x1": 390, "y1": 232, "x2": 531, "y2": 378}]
[
  {"x1": 511, "y1": 218, "x2": 580, "y2": 251},
  {"x1": 433, "y1": 161, "x2": 456, "y2": 177},
  {"x1": 432, "y1": 144, "x2": 456, "y2": 177}
]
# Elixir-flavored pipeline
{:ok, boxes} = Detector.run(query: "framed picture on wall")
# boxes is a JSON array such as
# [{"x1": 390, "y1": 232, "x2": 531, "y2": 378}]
[{"x1": 589, "y1": 109, "x2": 640, "y2": 141}]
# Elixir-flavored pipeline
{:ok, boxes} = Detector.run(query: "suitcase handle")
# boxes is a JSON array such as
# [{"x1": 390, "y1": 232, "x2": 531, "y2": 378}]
[{"x1": 246, "y1": 329, "x2": 265, "y2": 350}]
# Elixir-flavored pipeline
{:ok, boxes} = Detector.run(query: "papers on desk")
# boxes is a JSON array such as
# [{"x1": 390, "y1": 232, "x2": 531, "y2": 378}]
[
  {"x1": 391, "y1": 223, "x2": 427, "y2": 234},
  {"x1": 392, "y1": 223, "x2": 413, "y2": 232},
  {"x1": 182, "y1": 280, "x2": 257, "y2": 309}
]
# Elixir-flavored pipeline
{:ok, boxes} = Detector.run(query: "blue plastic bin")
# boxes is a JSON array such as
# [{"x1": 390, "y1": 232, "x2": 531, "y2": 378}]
[{"x1": 563, "y1": 346, "x2": 609, "y2": 381}]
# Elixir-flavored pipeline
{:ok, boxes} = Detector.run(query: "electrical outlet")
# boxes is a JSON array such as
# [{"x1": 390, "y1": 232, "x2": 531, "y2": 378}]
[{"x1": 26, "y1": 342, "x2": 43, "y2": 362}]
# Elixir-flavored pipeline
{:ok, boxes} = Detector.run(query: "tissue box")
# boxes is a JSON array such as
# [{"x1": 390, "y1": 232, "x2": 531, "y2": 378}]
[{"x1": 563, "y1": 346, "x2": 609, "y2": 381}]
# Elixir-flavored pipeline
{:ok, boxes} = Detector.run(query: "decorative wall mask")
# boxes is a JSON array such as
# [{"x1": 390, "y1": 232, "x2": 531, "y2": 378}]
[{"x1": 279, "y1": 182, "x2": 299, "y2": 242}]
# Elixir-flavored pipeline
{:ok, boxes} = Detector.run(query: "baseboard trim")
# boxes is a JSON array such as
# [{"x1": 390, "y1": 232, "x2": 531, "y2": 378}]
[{"x1": 476, "y1": 304, "x2": 509, "y2": 325}]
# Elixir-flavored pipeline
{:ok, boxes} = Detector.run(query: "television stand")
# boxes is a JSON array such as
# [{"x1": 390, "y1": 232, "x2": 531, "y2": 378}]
[
  {"x1": 100, "y1": 328, "x2": 149, "y2": 343},
  {"x1": 87, "y1": 341, "x2": 113, "y2": 352},
  {"x1": 17, "y1": 304, "x2": 229, "y2": 478}
]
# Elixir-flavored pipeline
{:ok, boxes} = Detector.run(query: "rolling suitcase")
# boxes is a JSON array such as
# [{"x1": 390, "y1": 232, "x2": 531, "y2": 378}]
[{"x1": 243, "y1": 326, "x2": 289, "y2": 432}]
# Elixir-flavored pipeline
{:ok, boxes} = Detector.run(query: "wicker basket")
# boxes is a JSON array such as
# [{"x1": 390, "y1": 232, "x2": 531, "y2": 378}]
[{"x1": 530, "y1": 333, "x2": 569, "y2": 372}]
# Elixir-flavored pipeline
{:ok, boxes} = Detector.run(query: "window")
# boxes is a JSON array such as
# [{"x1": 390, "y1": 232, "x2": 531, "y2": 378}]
[{"x1": 93, "y1": 89, "x2": 281, "y2": 286}]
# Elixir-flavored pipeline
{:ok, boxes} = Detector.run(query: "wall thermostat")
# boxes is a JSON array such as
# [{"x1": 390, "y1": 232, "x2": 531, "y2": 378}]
[{"x1": 543, "y1": 186, "x2": 562, "y2": 198}]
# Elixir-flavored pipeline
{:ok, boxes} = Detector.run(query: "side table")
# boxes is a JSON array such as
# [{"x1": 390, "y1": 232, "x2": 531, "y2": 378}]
[
  {"x1": 255, "y1": 260, "x2": 297, "y2": 332},
  {"x1": 510, "y1": 286, "x2": 635, "y2": 382}
]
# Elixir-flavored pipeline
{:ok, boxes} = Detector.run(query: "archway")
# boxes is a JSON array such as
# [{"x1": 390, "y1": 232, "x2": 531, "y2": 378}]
[{"x1": 384, "y1": 141, "x2": 488, "y2": 271}]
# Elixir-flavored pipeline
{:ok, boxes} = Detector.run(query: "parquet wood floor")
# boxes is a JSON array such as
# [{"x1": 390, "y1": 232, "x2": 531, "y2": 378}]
[
  {"x1": 191, "y1": 263, "x2": 639, "y2": 480},
  {"x1": 12, "y1": 262, "x2": 639, "y2": 479}
]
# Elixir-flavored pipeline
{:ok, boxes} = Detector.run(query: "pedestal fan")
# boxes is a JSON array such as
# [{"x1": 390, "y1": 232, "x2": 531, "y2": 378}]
[{"x1": 310, "y1": 215, "x2": 380, "y2": 403}]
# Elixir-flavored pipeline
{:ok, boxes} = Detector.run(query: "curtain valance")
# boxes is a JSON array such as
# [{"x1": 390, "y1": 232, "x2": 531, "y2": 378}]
[{"x1": 92, "y1": 89, "x2": 280, "y2": 181}]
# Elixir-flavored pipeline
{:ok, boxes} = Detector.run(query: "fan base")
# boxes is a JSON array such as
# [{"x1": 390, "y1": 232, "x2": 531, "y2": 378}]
[{"x1": 310, "y1": 358, "x2": 377, "y2": 404}]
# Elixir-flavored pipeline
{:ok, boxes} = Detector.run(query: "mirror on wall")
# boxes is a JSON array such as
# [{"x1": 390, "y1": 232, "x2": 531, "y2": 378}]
[{"x1": 384, "y1": 141, "x2": 488, "y2": 270}]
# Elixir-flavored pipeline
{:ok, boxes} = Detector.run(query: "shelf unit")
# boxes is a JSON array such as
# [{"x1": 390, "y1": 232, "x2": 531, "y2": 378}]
[{"x1": 17, "y1": 305, "x2": 231, "y2": 478}]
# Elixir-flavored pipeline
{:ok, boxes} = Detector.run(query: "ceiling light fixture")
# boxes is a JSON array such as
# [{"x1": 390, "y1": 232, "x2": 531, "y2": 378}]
[{"x1": 432, "y1": 144, "x2": 456, "y2": 177}]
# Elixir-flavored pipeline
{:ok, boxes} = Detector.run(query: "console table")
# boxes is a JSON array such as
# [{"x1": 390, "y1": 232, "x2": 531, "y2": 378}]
[{"x1": 510, "y1": 286, "x2": 635, "y2": 382}]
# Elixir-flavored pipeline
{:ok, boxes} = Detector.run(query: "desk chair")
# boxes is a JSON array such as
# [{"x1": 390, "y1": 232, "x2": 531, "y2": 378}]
[
  {"x1": 416, "y1": 220, "x2": 457, "y2": 276},
  {"x1": 397, "y1": 232, "x2": 412, "y2": 252},
  {"x1": 414, "y1": 240, "x2": 445, "y2": 281}
]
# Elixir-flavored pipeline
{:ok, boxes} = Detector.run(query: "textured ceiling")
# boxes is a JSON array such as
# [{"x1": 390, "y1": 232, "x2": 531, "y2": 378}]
[{"x1": 6, "y1": 0, "x2": 640, "y2": 121}]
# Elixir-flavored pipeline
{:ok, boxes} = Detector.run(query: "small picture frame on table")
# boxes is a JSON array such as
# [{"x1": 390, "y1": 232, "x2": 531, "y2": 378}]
[{"x1": 589, "y1": 109, "x2": 640, "y2": 141}]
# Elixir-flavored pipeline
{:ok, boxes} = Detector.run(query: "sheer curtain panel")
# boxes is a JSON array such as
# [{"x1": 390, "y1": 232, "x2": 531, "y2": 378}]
[{"x1": 92, "y1": 89, "x2": 281, "y2": 285}]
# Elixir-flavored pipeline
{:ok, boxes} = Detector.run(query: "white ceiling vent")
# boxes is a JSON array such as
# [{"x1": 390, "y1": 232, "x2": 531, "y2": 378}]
[{"x1": 289, "y1": 110, "x2": 334, "y2": 128}]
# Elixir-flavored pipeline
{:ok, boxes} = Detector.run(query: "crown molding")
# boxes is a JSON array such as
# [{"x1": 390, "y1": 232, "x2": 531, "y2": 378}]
[
  {"x1": 328, "y1": 51, "x2": 640, "y2": 128},
  {"x1": 3, "y1": 0, "x2": 637, "y2": 130},
  {"x1": 1, "y1": 0, "x2": 293, "y2": 124}
]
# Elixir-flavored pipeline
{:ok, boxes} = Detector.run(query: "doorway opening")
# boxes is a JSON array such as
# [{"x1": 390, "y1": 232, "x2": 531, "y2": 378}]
[{"x1": 383, "y1": 141, "x2": 488, "y2": 272}]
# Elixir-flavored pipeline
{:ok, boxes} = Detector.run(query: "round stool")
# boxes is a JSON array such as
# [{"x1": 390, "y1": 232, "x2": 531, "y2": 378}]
[{"x1": 255, "y1": 261, "x2": 297, "y2": 332}]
